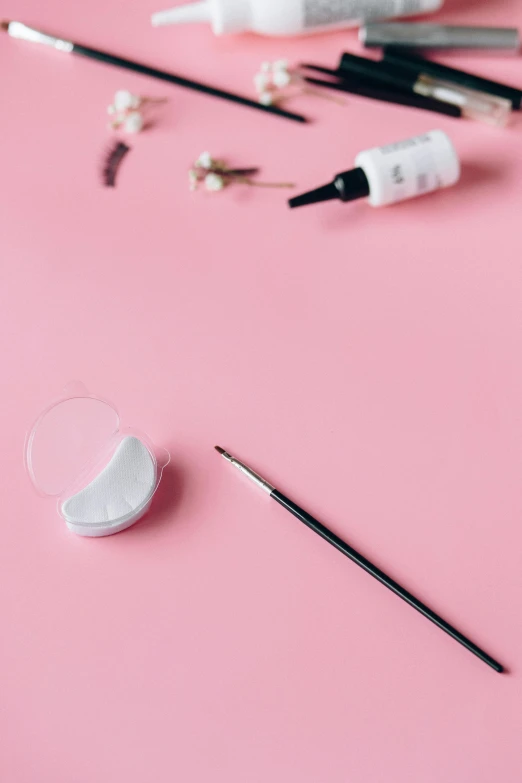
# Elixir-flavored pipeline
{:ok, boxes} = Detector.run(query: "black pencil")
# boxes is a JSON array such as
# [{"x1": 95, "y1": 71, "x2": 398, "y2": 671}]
[
  {"x1": 1, "y1": 20, "x2": 307, "y2": 124},
  {"x1": 215, "y1": 446, "x2": 503, "y2": 673}
]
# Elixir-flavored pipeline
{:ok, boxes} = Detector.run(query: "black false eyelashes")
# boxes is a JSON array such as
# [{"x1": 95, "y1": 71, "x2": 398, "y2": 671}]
[{"x1": 101, "y1": 141, "x2": 130, "y2": 187}]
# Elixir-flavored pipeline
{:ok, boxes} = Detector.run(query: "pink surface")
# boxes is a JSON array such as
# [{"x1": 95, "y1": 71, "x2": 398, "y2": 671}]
[{"x1": 1, "y1": 0, "x2": 522, "y2": 780}]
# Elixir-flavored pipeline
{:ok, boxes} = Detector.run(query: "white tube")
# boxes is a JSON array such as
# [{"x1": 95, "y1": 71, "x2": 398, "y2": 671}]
[
  {"x1": 152, "y1": 0, "x2": 445, "y2": 36},
  {"x1": 355, "y1": 129, "x2": 460, "y2": 207}
]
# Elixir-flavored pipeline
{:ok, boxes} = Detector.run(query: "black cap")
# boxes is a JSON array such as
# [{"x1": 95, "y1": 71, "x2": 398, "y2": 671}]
[
  {"x1": 338, "y1": 52, "x2": 417, "y2": 92},
  {"x1": 288, "y1": 167, "x2": 370, "y2": 209}
]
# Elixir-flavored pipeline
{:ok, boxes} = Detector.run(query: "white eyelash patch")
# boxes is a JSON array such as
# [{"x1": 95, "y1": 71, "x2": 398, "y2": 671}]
[{"x1": 61, "y1": 436, "x2": 157, "y2": 536}]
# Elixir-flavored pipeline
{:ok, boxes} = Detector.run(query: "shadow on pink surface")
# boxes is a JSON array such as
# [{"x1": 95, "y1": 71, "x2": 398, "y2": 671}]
[{"x1": 130, "y1": 462, "x2": 185, "y2": 535}]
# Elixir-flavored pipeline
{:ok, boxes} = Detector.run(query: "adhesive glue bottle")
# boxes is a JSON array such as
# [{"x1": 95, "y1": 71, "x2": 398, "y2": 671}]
[
  {"x1": 288, "y1": 130, "x2": 460, "y2": 210},
  {"x1": 151, "y1": 0, "x2": 444, "y2": 36}
]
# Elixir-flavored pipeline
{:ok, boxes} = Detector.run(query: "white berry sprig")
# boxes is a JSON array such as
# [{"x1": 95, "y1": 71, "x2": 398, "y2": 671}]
[
  {"x1": 107, "y1": 90, "x2": 167, "y2": 134},
  {"x1": 254, "y1": 60, "x2": 293, "y2": 107},
  {"x1": 253, "y1": 60, "x2": 345, "y2": 107},
  {"x1": 188, "y1": 152, "x2": 294, "y2": 193}
]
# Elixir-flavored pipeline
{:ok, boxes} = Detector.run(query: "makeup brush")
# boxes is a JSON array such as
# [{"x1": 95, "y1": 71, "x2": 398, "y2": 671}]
[
  {"x1": 215, "y1": 446, "x2": 504, "y2": 673},
  {"x1": 335, "y1": 51, "x2": 512, "y2": 126},
  {"x1": 300, "y1": 65, "x2": 462, "y2": 117},
  {"x1": 1, "y1": 20, "x2": 307, "y2": 124}
]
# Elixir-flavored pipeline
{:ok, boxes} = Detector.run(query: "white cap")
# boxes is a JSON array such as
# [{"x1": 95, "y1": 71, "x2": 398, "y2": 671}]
[{"x1": 151, "y1": 0, "x2": 252, "y2": 35}]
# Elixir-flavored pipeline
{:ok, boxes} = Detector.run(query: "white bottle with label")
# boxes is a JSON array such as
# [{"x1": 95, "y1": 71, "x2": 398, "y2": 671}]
[
  {"x1": 288, "y1": 130, "x2": 460, "y2": 210},
  {"x1": 151, "y1": 0, "x2": 445, "y2": 36}
]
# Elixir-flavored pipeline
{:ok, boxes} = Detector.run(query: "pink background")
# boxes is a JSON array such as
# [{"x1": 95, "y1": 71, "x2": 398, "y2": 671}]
[{"x1": 1, "y1": 0, "x2": 522, "y2": 780}]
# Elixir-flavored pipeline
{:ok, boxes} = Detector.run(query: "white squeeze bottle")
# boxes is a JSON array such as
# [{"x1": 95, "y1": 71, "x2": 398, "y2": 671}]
[
  {"x1": 288, "y1": 130, "x2": 460, "y2": 210},
  {"x1": 151, "y1": 0, "x2": 444, "y2": 36}
]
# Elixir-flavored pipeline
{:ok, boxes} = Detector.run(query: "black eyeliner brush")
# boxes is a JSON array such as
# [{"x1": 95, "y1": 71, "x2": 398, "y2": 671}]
[
  {"x1": 215, "y1": 446, "x2": 503, "y2": 673},
  {"x1": 1, "y1": 20, "x2": 307, "y2": 124},
  {"x1": 301, "y1": 71, "x2": 462, "y2": 117}
]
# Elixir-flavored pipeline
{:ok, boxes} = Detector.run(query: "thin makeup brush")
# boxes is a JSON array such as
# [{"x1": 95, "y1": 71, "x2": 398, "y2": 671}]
[
  {"x1": 215, "y1": 446, "x2": 504, "y2": 673},
  {"x1": 300, "y1": 64, "x2": 462, "y2": 117},
  {"x1": 1, "y1": 20, "x2": 307, "y2": 124}
]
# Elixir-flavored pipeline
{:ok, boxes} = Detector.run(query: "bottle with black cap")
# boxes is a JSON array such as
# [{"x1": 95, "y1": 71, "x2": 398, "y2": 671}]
[{"x1": 289, "y1": 129, "x2": 460, "y2": 210}]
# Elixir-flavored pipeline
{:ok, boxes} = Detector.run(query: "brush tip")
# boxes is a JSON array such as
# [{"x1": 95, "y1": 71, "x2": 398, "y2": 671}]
[
  {"x1": 214, "y1": 446, "x2": 226, "y2": 455},
  {"x1": 1, "y1": 20, "x2": 10, "y2": 31}
]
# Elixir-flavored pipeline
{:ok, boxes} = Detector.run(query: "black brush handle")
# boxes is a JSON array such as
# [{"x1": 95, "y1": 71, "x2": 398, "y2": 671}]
[
  {"x1": 304, "y1": 75, "x2": 462, "y2": 117},
  {"x1": 383, "y1": 47, "x2": 522, "y2": 109},
  {"x1": 72, "y1": 44, "x2": 307, "y2": 123},
  {"x1": 271, "y1": 489, "x2": 503, "y2": 672}
]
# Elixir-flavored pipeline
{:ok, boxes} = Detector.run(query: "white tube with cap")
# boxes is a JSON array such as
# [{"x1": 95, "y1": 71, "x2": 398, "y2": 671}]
[
  {"x1": 151, "y1": 0, "x2": 445, "y2": 36},
  {"x1": 288, "y1": 130, "x2": 460, "y2": 210}
]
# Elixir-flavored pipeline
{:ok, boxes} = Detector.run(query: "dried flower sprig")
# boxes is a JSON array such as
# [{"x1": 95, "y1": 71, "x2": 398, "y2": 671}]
[
  {"x1": 107, "y1": 89, "x2": 168, "y2": 134},
  {"x1": 188, "y1": 152, "x2": 294, "y2": 192},
  {"x1": 253, "y1": 60, "x2": 344, "y2": 107}
]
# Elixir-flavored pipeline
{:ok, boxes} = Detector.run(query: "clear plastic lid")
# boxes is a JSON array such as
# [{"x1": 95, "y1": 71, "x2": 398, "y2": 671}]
[
  {"x1": 25, "y1": 383, "x2": 170, "y2": 497},
  {"x1": 26, "y1": 385, "x2": 121, "y2": 497},
  {"x1": 25, "y1": 383, "x2": 170, "y2": 538}
]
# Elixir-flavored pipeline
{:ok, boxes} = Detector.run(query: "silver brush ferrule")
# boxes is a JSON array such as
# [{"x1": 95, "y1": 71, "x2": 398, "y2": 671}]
[
  {"x1": 7, "y1": 21, "x2": 73, "y2": 52},
  {"x1": 217, "y1": 449, "x2": 275, "y2": 494}
]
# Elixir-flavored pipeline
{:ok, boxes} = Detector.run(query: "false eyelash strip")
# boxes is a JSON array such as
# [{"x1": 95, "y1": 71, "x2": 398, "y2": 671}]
[{"x1": 101, "y1": 141, "x2": 130, "y2": 187}]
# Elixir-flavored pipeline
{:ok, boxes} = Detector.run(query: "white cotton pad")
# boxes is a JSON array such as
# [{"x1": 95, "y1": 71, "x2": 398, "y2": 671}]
[{"x1": 60, "y1": 436, "x2": 157, "y2": 537}]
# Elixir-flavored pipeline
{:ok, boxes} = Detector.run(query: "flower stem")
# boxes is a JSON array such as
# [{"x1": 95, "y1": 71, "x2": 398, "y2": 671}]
[
  {"x1": 141, "y1": 97, "x2": 169, "y2": 105},
  {"x1": 301, "y1": 86, "x2": 346, "y2": 105},
  {"x1": 235, "y1": 177, "x2": 295, "y2": 188},
  {"x1": 219, "y1": 168, "x2": 260, "y2": 177}
]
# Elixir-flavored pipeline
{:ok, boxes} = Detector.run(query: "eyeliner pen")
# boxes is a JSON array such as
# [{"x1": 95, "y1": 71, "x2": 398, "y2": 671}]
[
  {"x1": 215, "y1": 447, "x2": 503, "y2": 673},
  {"x1": 1, "y1": 20, "x2": 307, "y2": 124}
]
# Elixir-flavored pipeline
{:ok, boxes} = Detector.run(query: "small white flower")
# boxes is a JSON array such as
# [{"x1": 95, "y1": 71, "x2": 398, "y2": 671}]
[
  {"x1": 273, "y1": 59, "x2": 289, "y2": 71},
  {"x1": 196, "y1": 151, "x2": 213, "y2": 169},
  {"x1": 254, "y1": 72, "x2": 269, "y2": 92},
  {"x1": 123, "y1": 111, "x2": 144, "y2": 133},
  {"x1": 204, "y1": 172, "x2": 225, "y2": 192},
  {"x1": 258, "y1": 90, "x2": 274, "y2": 106},
  {"x1": 272, "y1": 69, "x2": 291, "y2": 89},
  {"x1": 260, "y1": 61, "x2": 271, "y2": 73},
  {"x1": 114, "y1": 89, "x2": 140, "y2": 111},
  {"x1": 188, "y1": 170, "x2": 198, "y2": 190}
]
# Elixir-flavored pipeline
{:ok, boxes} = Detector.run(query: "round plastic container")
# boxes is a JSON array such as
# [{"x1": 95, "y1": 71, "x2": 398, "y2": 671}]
[{"x1": 25, "y1": 383, "x2": 170, "y2": 537}]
